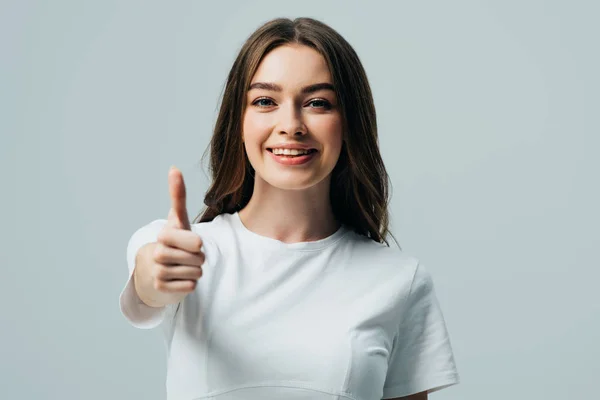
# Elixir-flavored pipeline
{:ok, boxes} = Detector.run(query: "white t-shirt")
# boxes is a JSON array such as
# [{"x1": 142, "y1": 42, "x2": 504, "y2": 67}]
[{"x1": 119, "y1": 212, "x2": 459, "y2": 399}]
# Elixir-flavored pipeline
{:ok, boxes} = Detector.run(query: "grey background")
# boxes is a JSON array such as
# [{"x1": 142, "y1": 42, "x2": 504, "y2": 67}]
[{"x1": 2, "y1": 0, "x2": 598, "y2": 399}]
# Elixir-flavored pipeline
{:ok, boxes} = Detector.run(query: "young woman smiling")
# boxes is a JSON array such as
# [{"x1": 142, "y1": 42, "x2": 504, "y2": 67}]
[{"x1": 120, "y1": 17, "x2": 460, "y2": 400}]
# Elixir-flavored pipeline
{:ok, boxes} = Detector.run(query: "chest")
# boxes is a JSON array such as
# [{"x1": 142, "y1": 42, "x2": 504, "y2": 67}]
[{"x1": 166, "y1": 248, "x2": 404, "y2": 399}]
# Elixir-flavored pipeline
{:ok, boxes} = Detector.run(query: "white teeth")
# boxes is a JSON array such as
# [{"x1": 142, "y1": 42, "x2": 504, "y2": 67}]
[{"x1": 272, "y1": 148, "x2": 311, "y2": 156}]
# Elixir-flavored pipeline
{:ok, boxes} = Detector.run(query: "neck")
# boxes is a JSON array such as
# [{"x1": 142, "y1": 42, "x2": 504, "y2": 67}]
[{"x1": 238, "y1": 177, "x2": 340, "y2": 244}]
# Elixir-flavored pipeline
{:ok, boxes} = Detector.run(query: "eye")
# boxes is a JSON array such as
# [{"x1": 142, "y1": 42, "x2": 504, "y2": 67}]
[
  {"x1": 307, "y1": 99, "x2": 332, "y2": 109},
  {"x1": 252, "y1": 97, "x2": 275, "y2": 107}
]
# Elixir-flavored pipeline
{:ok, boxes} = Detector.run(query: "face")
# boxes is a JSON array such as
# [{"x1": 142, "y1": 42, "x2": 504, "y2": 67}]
[{"x1": 242, "y1": 44, "x2": 343, "y2": 191}]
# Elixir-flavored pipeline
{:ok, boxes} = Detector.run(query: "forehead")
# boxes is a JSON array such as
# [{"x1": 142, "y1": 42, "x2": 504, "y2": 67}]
[{"x1": 250, "y1": 44, "x2": 332, "y2": 86}]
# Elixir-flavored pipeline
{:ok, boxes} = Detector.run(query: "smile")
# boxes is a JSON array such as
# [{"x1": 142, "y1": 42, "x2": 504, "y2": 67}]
[{"x1": 266, "y1": 148, "x2": 318, "y2": 165}]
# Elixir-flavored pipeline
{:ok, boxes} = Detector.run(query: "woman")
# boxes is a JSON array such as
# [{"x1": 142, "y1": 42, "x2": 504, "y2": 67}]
[{"x1": 120, "y1": 17, "x2": 459, "y2": 400}]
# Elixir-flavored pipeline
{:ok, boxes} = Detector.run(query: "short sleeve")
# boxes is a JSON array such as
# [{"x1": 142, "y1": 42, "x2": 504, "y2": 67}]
[
  {"x1": 118, "y1": 219, "x2": 177, "y2": 330},
  {"x1": 382, "y1": 262, "x2": 460, "y2": 399}
]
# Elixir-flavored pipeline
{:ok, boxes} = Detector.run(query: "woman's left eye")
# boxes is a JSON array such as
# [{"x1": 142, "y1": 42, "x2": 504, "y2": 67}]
[{"x1": 307, "y1": 99, "x2": 331, "y2": 109}]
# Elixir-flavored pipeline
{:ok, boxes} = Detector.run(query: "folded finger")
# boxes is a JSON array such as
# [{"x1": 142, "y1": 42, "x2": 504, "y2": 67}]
[{"x1": 153, "y1": 243, "x2": 205, "y2": 266}]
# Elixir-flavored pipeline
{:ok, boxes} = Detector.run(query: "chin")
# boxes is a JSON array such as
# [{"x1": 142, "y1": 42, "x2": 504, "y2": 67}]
[
  {"x1": 268, "y1": 179, "x2": 317, "y2": 191},
  {"x1": 263, "y1": 172, "x2": 330, "y2": 192}
]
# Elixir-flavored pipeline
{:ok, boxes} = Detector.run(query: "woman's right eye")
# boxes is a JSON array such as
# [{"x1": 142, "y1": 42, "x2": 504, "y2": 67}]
[{"x1": 253, "y1": 98, "x2": 275, "y2": 107}]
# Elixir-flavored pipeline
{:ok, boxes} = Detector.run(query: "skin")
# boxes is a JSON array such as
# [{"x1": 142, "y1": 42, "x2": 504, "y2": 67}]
[{"x1": 238, "y1": 44, "x2": 344, "y2": 243}]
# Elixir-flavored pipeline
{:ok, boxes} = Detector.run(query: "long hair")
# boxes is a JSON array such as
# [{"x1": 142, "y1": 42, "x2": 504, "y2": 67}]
[{"x1": 193, "y1": 17, "x2": 395, "y2": 246}]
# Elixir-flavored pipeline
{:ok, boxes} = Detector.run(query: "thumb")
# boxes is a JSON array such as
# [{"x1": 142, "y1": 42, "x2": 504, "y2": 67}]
[{"x1": 167, "y1": 166, "x2": 191, "y2": 231}]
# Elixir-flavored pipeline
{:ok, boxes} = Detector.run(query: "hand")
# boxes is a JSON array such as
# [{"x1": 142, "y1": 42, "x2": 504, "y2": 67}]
[{"x1": 151, "y1": 166, "x2": 205, "y2": 294}]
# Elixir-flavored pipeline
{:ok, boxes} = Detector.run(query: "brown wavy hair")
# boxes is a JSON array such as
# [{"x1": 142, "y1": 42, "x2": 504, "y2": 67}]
[{"x1": 193, "y1": 17, "x2": 395, "y2": 246}]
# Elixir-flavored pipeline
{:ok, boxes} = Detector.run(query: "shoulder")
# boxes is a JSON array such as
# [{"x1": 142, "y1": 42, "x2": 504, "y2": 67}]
[
  {"x1": 339, "y1": 230, "x2": 423, "y2": 292},
  {"x1": 128, "y1": 218, "x2": 168, "y2": 246},
  {"x1": 190, "y1": 212, "x2": 241, "y2": 256},
  {"x1": 132, "y1": 213, "x2": 233, "y2": 238},
  {"x1": 342, "y1": 230, "x2": 420, "y2": 273},
  {"x1": 191, "y1": 212, "x2": 235, "y2": 243}
]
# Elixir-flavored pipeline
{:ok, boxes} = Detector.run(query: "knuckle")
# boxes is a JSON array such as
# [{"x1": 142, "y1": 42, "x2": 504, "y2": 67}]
[
  {"x1": 153, "y1": 247, "x2": 167, "y2": 263},
  {"x1": 157, "y1": 228, "x2": 172, "y2": 244},
  {"x1": 153, "y1": 280, "x2": 164, "y2": 291},
  {"x1": 155, "y1": 267, "x2": 169, "y2": 280}
]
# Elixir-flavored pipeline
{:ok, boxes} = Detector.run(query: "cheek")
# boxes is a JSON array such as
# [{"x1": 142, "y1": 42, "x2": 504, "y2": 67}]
[
  {"x1": 243, "y1": 112, "x2": 270, "y2": 149},
  {"x1": 311, "y1": 116, "x2": 344, "y2": 155},
  {"x1": 242, "y1": 112, "x2": 272, "y2": 170}
]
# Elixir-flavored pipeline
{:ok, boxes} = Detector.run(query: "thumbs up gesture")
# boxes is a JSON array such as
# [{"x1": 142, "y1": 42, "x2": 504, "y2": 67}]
[
  {"x1": 150, "y1": 166, "x2": 205, "y2": 295},
  {"x1": 166, "y1": 166, "x2": 192, "y2": 231}
]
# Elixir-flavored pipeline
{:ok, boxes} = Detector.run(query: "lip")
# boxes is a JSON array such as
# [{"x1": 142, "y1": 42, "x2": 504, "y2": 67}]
[
  {"x1": 267, "y1": 148, "x2": 317, "y2": 166},
  {"x1": 266, "y1": 143, "x2": 317, "y2": 151}
]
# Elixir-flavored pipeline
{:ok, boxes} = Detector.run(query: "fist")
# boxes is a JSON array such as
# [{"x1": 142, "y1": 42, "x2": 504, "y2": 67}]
[{"x1": 151, "y1": 166, "x2": 206, "y2": 294}]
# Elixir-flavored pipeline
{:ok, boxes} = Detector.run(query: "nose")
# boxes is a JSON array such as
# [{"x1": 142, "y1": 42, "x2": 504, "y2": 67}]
[{"x1": 277, "y1": 102, "x2": 307, "y2": 136}]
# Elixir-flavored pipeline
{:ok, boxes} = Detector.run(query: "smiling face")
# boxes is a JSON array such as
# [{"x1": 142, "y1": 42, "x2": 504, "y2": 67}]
[{"x1": 242, "y1": 44, "x2": 344, "y2": 191}]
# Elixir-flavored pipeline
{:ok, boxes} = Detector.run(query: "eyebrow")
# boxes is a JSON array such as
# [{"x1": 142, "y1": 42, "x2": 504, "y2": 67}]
[{"x1": 248, "y1": 82, "x2": 335, "y2": 94}]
